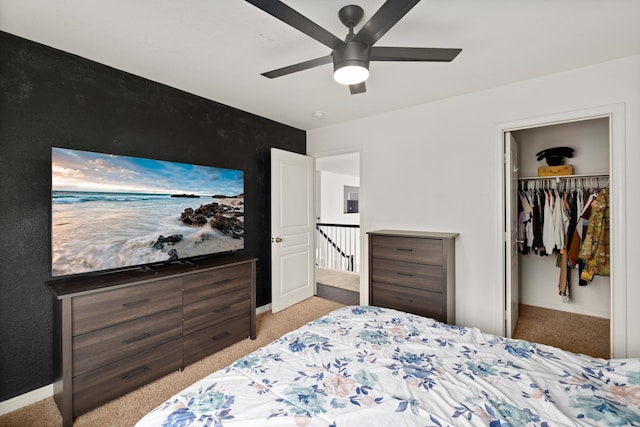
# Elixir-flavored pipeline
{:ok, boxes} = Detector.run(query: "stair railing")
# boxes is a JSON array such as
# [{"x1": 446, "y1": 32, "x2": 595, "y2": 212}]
[{"x1": 315, "y1": 223, "x2": 360, "y2": 272}]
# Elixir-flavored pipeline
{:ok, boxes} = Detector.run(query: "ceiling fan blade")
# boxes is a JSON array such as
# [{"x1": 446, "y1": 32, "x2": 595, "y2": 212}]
[
  {"x1": 246, "y1": 0, "x2": 344, "y2": 50},
  {"x1": 352, "y1": 0, "x2": 420, "y2": 46},
  {"x1": 349, "y1": 82, "x2": 366, "y2": 95},
  {"x1": 262, "y1": 55, "x2": 333, "y2": 79},
  {"x1": 370, "y1": 46, "x2": 462, "y2": 62}
]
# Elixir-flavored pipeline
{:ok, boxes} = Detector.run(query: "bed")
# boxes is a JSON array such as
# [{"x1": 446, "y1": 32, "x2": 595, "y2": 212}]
[{"x1": 136, "y1": 305, "x2": 640, "y2": 426}]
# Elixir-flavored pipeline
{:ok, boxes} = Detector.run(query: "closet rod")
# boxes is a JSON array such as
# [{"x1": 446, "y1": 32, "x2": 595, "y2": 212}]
[{"x1": 518, "y1": 172, "x2": 609, "y2": 181}]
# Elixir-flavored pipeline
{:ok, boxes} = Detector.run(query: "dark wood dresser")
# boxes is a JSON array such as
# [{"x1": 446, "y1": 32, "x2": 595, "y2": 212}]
[
  {"x1": 368, "y1": 230, "x2": 457, "y2": 324},
  {"x1": 48, "y1": 255, "x2": 256, "y2": 427}
]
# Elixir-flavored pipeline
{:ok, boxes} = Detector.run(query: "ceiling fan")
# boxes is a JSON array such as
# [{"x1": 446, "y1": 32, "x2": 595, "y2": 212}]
[{"x1": 246, "y1": 0, "x2": 462, "y2": 95}]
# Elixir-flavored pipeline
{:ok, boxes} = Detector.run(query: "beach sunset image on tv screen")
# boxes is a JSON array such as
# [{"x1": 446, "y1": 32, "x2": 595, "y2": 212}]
[{"x1": 51, "y1": 147, "x2": 244, "y2": 277}]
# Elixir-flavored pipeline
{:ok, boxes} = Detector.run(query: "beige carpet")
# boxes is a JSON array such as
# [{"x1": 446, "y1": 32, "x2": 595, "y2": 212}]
[
  {"x1": 0, "y1": 297, "x2": 344, "y2": 427},
  {"x1": 512, "y1": 304, "x2": 610, "y2": 359},
  {"x1": 316, "y1": 268, "x2": 360, "y2": 292}
]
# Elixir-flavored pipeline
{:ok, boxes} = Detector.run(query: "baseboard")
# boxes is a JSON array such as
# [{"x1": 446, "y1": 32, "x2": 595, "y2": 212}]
[
  {"x1": 256, "y1": 303, "x2": 271, "y2": 315},
  {"x1": 519, "y1": 300, "x2": 610, "y2": 319},
  {"x1": 0, "y1": 383, "x2": 53, "y2": 416},
  {"x1": 1, "y1": 305, "x2": 273, "y2": 416}
]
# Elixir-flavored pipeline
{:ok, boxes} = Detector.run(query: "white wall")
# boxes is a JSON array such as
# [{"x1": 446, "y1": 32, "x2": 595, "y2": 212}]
[
  {"x1": 318, "y1": 170, "x2": 360, "y2": 224},
  {"x1": 515, "y1": 118, "x2": 610, "y2": 177},
  {"x1": 520, "y1": 256, "x2": 610, "y2": 317},
  {"x1": 307, "y1": 54, "x2": 640, "y2": 357}
]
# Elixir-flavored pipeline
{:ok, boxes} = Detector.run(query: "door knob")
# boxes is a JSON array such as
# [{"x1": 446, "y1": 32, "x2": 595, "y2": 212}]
[{"x1": 272, "y1": 237, "x2": 283, "y2": 242}]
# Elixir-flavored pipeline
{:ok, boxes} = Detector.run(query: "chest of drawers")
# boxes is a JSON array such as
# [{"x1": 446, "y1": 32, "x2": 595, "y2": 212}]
[
  {"x1": 182, "y1": 262, "x2": 253, "y2": 365},
  {"x1": 368, "y1": 230, "x2": 457, "y2": 323},
  {"x1": 49, "y1": 256, "x2": 256, "y2": 427}
]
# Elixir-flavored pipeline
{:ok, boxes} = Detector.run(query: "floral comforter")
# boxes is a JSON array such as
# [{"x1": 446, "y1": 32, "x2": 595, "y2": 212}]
[{"x1": 136, "y1": 306, "x2": 640, "y2": 426}]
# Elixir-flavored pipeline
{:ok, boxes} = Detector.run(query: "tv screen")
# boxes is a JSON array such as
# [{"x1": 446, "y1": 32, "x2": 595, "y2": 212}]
[{"x1": 51, "y1": 147, "x2": 244, "y2": 277}]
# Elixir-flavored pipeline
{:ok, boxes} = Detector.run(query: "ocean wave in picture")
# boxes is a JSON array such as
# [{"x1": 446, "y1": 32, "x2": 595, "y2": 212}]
[
  {"x1": 51, "y1": 195, "x2": 244, "y2": 276},
  {"x1": 52, "y1": 191, "x2": 171, "y2": 204}
]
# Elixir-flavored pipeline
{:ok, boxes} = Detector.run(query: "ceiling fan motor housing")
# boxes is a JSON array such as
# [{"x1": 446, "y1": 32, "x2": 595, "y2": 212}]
[{"x1": 333, "y1": 41, "x2": 370, "y2": 72}]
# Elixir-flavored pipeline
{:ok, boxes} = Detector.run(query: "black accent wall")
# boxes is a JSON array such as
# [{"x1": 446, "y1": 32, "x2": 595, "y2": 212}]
[{"x1": 0, "y1": 31, "x2": 305, "y2": 401}]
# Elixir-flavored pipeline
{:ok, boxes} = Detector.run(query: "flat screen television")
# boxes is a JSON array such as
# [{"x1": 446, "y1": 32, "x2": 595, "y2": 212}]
[{"x1": 51, "y1": 147, "x2": 245, "y2": 277}]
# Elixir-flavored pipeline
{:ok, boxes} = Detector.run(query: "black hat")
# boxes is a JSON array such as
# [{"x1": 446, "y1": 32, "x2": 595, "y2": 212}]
[{"x1": 536, "y1": 147, "x2": 574, "y2": 166}]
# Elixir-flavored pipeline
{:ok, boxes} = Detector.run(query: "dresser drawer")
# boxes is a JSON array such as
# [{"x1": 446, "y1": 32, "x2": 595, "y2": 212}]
[
  {"x1": 183, "y1": 263, "x2": 250, "y2": 306},
  {"x1": 183, "y1": 288, "x2": 250, "y2": 336},
  {"x1": 72, "y1": 278, "x2": 182, "y2": 336},
  {"x1": 72, "y1": 338, "x2": 182, "y2": 416},
  {"x1": 371, "y1": 235, "x2": 443, "y2": 265},
  {"x1": 371, "y1": 282, "x2": 445, "y2": 322},
  {"x1": 72, "y1": 307, "x2": 182, "y2": 376},
  {"x1": 183, "y1": 314, "x2": 249, "y2": 366},
  {"x1": 371, "y1": 259, "x2": 444, "y2": 292}
]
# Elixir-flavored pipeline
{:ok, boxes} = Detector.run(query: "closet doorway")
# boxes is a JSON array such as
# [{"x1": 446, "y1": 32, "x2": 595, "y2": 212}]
[{"x1": 500, "y1": 105, "x2": 627, "y2": 359}]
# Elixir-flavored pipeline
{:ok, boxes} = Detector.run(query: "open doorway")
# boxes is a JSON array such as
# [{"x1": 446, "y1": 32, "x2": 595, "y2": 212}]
[
  {"x1": 500, "y1": 104, "x2": 627, "y2": 359},
  {"x1": 314, "y1": 152, "x2": 361, "y2": 305},
  {"x1": 507, "y1": 119, "x2": 610, "y2": 358}
]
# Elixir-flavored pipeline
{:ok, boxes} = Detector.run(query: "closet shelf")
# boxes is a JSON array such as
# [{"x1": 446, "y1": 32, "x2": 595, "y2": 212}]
[{"x1": 518, "y1": 172, "x2": 609, "y2": 181}]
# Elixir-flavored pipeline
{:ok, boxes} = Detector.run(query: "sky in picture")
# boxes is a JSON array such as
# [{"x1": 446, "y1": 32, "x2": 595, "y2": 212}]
[{"x1": 52, "y1": 147, "x2": 244, "y2": 196}]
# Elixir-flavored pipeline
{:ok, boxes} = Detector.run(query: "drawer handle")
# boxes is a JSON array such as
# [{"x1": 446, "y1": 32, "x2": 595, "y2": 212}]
[
  {"x1": 122, "y1": 298, "x2": 150, "y2": 308},
  {"x1": 213, "y1": 278, "x2": 233, "y2": 285},
  {"x1": 121, "y1": 365, "x2": 150, "y2": 380},
  {"x1": 396, "y1": 248, "x2": 414, "y2": 252},
  {"x1": 211, "y1": 332, "x2": 231, "y2": 341},
  {"x1": 122, "y1": 332, "x2": 151, "y2": 345},
  {"x1": 396, "y1": 272, "x2": 414, "y2": 277},
  {"x1": 212, "y1": 305, "x2": 229, "y2": 313},
  {"x1": 396, "y1": 296, "x2": 414, "y2": 303}
]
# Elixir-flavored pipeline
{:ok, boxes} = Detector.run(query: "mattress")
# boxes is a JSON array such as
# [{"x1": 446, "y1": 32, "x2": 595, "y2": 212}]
[{"x1": 136, "y1": 305, "x2": 640, "y2": 426}]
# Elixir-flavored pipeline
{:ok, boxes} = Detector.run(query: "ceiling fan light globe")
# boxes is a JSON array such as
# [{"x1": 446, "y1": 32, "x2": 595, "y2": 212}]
[{"x1": 334, "y1": 65, "x2": 369, "y2": 85}]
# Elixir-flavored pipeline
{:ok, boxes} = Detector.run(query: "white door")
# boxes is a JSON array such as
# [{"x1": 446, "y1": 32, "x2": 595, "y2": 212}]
[
  {"x1": 271, "y1": 148, "x2": 315, "y2": 313},
  {"x1": 505, "y1": 132, "x2": 519, "y2": 337}
]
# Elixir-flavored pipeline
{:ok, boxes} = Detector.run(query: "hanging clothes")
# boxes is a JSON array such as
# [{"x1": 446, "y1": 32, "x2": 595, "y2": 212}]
[
  {"x1": 516, "y1": 176, "x2": 609, "y2": 303},
  {"x1": 557, "y1": 189, "x2": 572, "y2": 302},
  {"x1": 542, "y1": 189, "x2": 556, "y2": 254},
  {"x1": 576, "y1": 189, "x2": 597, "y2": 286},
  {"x1": 565, "y1": 190, "x2": 578, "y2": 256},
  {"x1": 531, "y1": 189, "x2": 545, "y2": 254},
  {"x1": 578, "y1": 186, "x2": 610, "y2": 280},
  {"x1": 517, "y1": 191, "x2": 529, "y2": 254},
  {"x1": 517, "y1": 187, "x2": 534, "y2": 255},
  {"x1": 553, "y1": 189, "x2": 568, "y2": 251},
  {"x1": 558, "y1": 247, "x2": 570, "y2": 302},
  {"x1": 566, "y1": 190, "x2": 584, "y2": 261}
]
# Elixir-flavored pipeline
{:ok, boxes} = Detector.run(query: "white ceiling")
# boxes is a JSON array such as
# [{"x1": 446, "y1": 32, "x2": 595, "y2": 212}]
[
  {"x1": 1, "y1": 1, "x2": 639, "y2": 131},
  {"x1": 316, "y1": 152, "x2": 360, "y2": 176}
]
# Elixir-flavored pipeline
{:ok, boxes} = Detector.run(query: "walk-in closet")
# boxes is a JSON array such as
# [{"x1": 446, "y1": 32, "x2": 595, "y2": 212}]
[{"x1": 509, "y1": 117, "x2": 611, "y2": 358}]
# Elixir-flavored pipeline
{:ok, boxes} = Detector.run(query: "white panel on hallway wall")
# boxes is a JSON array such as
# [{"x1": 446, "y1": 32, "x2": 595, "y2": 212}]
[{"x1": 319, "y1": 170, "x2": 359, "y2": 225}]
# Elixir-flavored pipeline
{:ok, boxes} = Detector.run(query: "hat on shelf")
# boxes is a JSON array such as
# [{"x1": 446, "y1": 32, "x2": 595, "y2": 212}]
[{"x1": 535, "y1": 146, "x2": 574, "y2": 166}]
